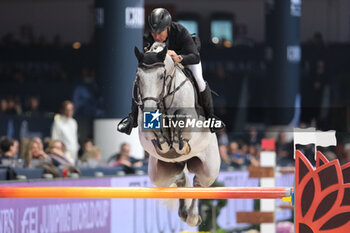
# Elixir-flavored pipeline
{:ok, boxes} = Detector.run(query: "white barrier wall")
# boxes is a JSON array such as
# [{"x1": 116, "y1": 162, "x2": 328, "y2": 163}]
[{"x1": 94, "y1": 119, "x2": 145, "y2": 161}]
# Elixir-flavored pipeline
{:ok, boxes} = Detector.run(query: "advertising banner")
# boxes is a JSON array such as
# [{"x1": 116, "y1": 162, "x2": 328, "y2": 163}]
[{"x1": 0, "y1": 178, "x2": 111, "y2": 233}]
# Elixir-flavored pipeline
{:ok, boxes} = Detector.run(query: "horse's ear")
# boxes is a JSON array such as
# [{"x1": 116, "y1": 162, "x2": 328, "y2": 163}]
[
  {"x1": 134, "y1": 46, "x2": 144, "y2": 62},
  {"x1": 157, "y1": 46, "x2": 168, "y2": 61}
]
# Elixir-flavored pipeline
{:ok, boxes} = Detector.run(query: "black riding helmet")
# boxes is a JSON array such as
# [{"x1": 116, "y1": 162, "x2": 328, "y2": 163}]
[{"x1": 148, "y1": 8, "x2": 172, "y2": 33}]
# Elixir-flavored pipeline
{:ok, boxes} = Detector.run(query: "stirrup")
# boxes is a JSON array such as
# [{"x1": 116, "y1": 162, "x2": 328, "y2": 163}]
[
  {"x1": 117, "y1": 116, "x2": 133, "y2": 135},
  {"x1": 209, "y1": 117, "x2": 225, "y2": 133}
]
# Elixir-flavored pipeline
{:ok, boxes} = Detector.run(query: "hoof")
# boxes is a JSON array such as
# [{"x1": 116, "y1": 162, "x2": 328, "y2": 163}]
[
  {"x1": 186, "y1": 215, "x2": 202, "y2": 227},
  {"x1": 152, "y1": 136, "x2": 171, "y2": 154},
  {"x1": 178, "y1": 199, "x2": 188, "y2": 222},
  {"x1": 173, "y1": 141, "x2": 191, "y2": 155},
  {"x1": 178, "y1": 208, "x2": 188, "y2": 222},
  {"x1": 185, "y1": 143, "x2": 191, "y2": 155}
]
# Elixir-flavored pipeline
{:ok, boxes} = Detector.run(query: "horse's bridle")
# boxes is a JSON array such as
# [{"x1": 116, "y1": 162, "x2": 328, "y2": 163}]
[{"x1": 133, "y1": 61, "x2": 188, "y2": 111}]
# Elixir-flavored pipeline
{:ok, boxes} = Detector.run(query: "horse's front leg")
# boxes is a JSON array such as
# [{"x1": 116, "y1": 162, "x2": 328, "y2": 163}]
[
  {"x1": 172, "y1": 129, "x2": 191, "y2": 155},
  {"x1": 172, "y1": 111, "x2": 191, "y2": 155},
  {"x1": 152, "y1": 130, "x2": 171, "y2": 154}
]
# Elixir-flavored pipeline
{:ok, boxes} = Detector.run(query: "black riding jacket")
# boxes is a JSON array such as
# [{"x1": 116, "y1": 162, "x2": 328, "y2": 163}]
[{"x1": 143, "y1": 22, "x2": 200, "y2": 66}]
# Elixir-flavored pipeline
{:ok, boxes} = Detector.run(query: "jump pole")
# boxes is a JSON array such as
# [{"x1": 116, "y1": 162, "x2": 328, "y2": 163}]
[{"x1": 0, "y1": 187, "x2": 293, "y2": 199}]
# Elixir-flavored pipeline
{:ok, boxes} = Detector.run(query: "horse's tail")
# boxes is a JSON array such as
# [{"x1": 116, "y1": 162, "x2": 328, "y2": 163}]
[{"x1": 159, "y1": 182, "x2": 179, "y2": 211}]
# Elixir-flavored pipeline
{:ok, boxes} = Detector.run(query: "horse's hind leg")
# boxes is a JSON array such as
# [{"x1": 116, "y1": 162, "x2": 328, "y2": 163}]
[
  {"x1": 175, "y1": 171, "x2": 192, "y2": 222},
  {"x1": 148, "y1": 156, "x2": 192, "y2": 224},
  {"x1": 185, "y1": 135, "x2": 221, "y2": 226},
  {"x1": 184, "y1": 178, "x2": 202, "y2": 226},
  {"x1": 187, "y1": 134, "x2": 220, "y2": 188},
  {"x1": 148, "y1": 156, "x2": 185, "y2": 187}
]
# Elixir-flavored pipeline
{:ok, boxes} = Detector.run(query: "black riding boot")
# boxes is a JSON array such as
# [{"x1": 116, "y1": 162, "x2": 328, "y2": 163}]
[
  {"x1": 200, "y1": 83, "x2": 225, "y2": 133},
  {"x1": 117, "y1": 101, "x2": 138, "y2": 135}
]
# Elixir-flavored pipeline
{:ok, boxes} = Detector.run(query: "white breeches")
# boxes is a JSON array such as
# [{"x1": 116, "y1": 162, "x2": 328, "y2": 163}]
[{"x1": 187, "y1": 61, "x2": 206, "y2": 92}]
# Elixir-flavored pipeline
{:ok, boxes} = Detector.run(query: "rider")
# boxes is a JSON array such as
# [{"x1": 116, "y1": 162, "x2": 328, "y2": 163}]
[{"x1": 117, "y1": 8, "x2": 225, "y2": 134}]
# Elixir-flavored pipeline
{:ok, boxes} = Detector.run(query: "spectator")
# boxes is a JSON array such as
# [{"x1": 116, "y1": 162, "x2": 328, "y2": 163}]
[
  {"x1": 45, "y1": 140, "x2": 72, "y2": 165},
  {"x1": 32, "y1": 137, "x2": 44, "y2": 150},
  {"x1": 80, "y1": 146, "x2": 102, "y2": 167},
  {"x1": 6, "y1": 97, "x2": 20, "y2": 115},
  {"x1": 13, "y1": 139, "x2": 20, "y2": 158},
  {"x1": 309, "y1": 32, "x2": 325, "y2": 50},
  {"x1": 108, "y1": 143, "x2": 142, "y2": 174},
  {"x1": 107, "y1": 143, "x2": 126, "y2": 164},
  {"x1": 243, "y1": 126, "x2": 262, "y2": 146},
  {"x1": 25, "y1": 96, "x2": 42, "y2": 116},
  {"x1": 227, "y1": 141, "x2": 239, "y2": 162},
  {"x1": 78, "y1": 138, "x2": 94, "y2": 159},
  {"x1": 24, "y1": 139, "x2": 46, "y2": 166},
  {"x1": 1, "y1": 33, "x2": 18, "y2": 47},
  {"x1": 45, "y1": 140, "x2": 80, "y2": 175},
  {"x1": 247, "y1": 144, "x2": 260, "y2": 167},
  {"x1": 216, "y1": 128, "x2": 229, "y2": 146},
  {"x1": 219, "y1": 144, "x2": 230, "y2": 164},
  {"x1": 229, "y1": 141, "x2": 250, "y2": 168},
  {"x1": 73, "y1": 67, "x2": 103, "y2": 117},
  {"x1": 0, "y1": 98, "x2": 7, "y2": 114},
  {"x1": 24, "y1": 139, "x2": 60, "y2": 177},
  {"x1": 0, "y1": 137, "x2": 17, "y2": 165},
  {"x1": 51, "y1": 100, "x2": 79, "y2": 163},
  {"x1": 344, "y1": 143, "x2": 350, "y2": 163}
]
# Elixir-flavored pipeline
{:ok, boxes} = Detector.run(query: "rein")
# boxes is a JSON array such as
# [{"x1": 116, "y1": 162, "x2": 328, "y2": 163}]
[{"x1": 133, "y1": 62, "x2": 189, "y2": 111}]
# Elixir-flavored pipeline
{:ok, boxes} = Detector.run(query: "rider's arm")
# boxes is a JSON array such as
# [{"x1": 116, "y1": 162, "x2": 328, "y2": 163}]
[{"x1": 177, "y1": 26, "x2": 200, "y2": 66}]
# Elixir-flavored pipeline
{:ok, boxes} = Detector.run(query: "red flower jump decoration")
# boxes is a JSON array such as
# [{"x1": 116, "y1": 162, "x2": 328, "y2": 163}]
[{"x1": 295, "y1": 150, "x2": 350, "y2": 233}]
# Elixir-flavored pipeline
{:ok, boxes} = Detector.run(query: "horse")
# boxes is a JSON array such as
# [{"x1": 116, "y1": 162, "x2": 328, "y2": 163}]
[{"x1": 133, "y1": 42, "x2": 220, "y2": 226}]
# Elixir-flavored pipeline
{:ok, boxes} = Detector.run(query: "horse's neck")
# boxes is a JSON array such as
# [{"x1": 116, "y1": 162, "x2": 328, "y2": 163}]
[
  {"x1": 164, "y1": 58, "x2": 185, "y2": 89},
  {"x1": 165, "y1": 65, "x2": 183, "y2": 91},
  {"x1": 164, "y1": 56, "x2": 175, "y2": 76}
]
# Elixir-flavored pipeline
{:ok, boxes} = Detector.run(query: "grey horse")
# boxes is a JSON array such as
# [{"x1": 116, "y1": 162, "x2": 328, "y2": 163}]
[{"x1": 134, "y1": 42, "x2": 220, "y2": 226}]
